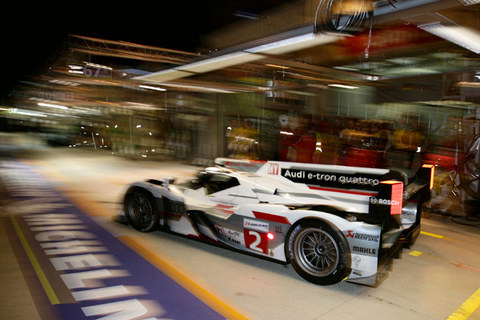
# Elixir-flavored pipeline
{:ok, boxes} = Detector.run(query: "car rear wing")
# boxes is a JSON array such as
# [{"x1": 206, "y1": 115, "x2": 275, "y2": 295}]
[
  {"x1": 214, "y1": 158, "x2": 266, "y2": 172},
  {"x1": 215, "y1": 158, "x2": 435, "y2": 217}
]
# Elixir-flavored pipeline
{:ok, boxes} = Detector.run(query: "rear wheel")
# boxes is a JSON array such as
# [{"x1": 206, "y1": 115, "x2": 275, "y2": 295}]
[
  {"x1": 124, "y1": 189, "x2": 159, "y2": 232},
  {"x1": 288, "y1": 220, "x2": 350, "y2": 285}
]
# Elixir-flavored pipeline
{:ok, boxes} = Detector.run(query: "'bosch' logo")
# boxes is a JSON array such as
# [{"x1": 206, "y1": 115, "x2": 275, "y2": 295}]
[{"x1": 370, "y1": 197, "x2": 400, "y2": 206}]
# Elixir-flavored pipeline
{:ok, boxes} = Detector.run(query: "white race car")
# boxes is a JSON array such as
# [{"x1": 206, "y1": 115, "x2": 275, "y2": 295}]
[{"x1": 121, "y1": 158, "x2": 434, "y2": 286}]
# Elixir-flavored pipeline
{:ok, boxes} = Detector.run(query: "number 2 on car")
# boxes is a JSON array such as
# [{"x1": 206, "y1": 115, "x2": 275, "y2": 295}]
[{"x1": 244, "y1": 230, "x2": 268, "y2": 254}]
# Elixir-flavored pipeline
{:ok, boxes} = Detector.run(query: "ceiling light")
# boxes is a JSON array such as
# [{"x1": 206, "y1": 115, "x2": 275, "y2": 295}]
[
  {"x1": 328, "y1": 84, "x2": 358, "y2": 89},
  {"x1": 83, "y1": 62, "x2": 112, "y2": 70},
  {"x1": 159, "y1": 83, "x2": 234, "y2": 93},
  {"x1": 457, "y1": 0, "x2": 480, "y2": 5},
  {"x1": 139, "y1": 85, "x2": 166, "y2": 92},
  {"x1": 37, "y1": 102, "x2": 69, "y2": 110},
  {"x1": 9, "y1": 108, "x2": 47, "y2": 117},
  {"x1": 457, "y1": 81, "x2": 480, "y2": 88},
  {"x1": 136, "y1": 31, "x2": 342, "y2": 83},
  {"x1": 179, "y1": 51, "x2": 262, "y2": 73},
  {"x1": 418, "y1": 23, "x2": 480, "y2": 54},
  {"x1": 246, "y1": 32, "x2": 341, "y2": 55},
  {"x1": 49, "y1": 79, "x2": 80, "y2": 87},
  {"x1": 265, "y1": 64, "x2": 290, "y2": 69}
]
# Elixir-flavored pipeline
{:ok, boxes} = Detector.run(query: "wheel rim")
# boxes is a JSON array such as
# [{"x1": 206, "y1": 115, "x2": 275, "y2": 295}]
[
  {"x1": 464, "y1": 156, "x2": 480, "y2": 199},
  {"x1": 294, "y1": 228, "x2": 340, "y2": 277},
  {"x1": 128, "y1": 193, "x2": 153, "y2": 228}
]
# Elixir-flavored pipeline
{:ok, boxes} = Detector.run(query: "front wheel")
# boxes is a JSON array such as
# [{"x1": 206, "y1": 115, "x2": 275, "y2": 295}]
[
  {"x1": 124, "y1": 189, "x2": 159, "y2": 232},
  {"x1": 288, "y1": 220, "x2": 350, "y2": 285}
]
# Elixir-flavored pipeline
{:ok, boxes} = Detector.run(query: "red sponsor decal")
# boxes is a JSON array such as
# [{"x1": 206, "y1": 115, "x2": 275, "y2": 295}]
[
  {"x1": 268, "y1": 163, "x2": 279, "y2": 175},
  {"x1": 214, "y1": 204, "x2": 235, "y2": 215},
  {"x1": 381, "y1": 181, "x2": 403, "y2": 215},
  {"x1": 252, "y1": 211, "x2": 290, "y2": 225}
]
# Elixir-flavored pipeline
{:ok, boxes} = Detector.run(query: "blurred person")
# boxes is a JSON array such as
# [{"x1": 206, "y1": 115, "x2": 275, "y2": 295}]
[
  {"x1": 423, "y1": 117, "x2": 480, "y2": 215},
  {"x1": 289, "y1": 115, "x2": 316, "y2": 163},
  {"x1": 339, "y1": 119, "x2": 391, "y2": 168},
  {"x1": 387, "y1": 113, "x2": 425, "y2": 176},
  {"x1": 312, "y1": 118, "x2": 343, "y2": 165},
  {"x1": 226, "y1": 119, "x2": 240, "y2": 157},
  {"x1": 278, "y1": 114, "x2": 294, "y2": 161},
  {"x1": 227, "y1": 119, "x2": 258, "y2": 159},
  {"x1": 391, "y1": 115, "x2": 425, "y2": 152}
]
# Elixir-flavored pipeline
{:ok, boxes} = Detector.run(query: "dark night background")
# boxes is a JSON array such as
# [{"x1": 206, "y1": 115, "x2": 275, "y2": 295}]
[{"x1": 0, "y1": 1, "x2": 292, "y2": 99}]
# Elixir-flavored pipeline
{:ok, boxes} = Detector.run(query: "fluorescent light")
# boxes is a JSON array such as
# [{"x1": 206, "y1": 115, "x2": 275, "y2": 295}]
[
  {"x1": 457, "y1": 0, "x2": 480, "y2": 5},
  {"x1": 138, "y1": 70, "x2": 193, "y2": 83},
  {"x1": 247, "y1": 32, "x2": 341, "y2": 55},
  {"x1": 137, "y1": 52, "x2": 262, "y2": 83},
  {"x1": 135, "y1": 31, "x2": 342, "y2": 83},
  {"x1": 8, "y1": 108, "x2": 47, "y2": 117},
  {"x1": 84, "y1": 61, "x2": 112, "y2": 70},
  {"x1": 37, "y1": 102, "x2": 69, "y2": 110},
  {"x1": 457, "y1": 81, "x2": 480, "y2": 88},
  {"x1": 17, "y1": 111, "x2": 47, "y2": 117},
  {"x1": 265, "y1": 64, "x2": 290, "y2": 69},
  {"x1": 418, "y1": 23, "x2": 480, "y2": 55},
  {"x1": 139, "y1": 85, "x2": 166, "y2": 92},
  {"x1": 49, "y1": 79, "x2": 80, "y2": 87},
  {"x1": 178, "y1": 51, "x2": 262, "y2": 73},
  {"x1": 328, "y1": 84, "x2": 358, "y2": 89},
  {"x1": 159, "y1": 83, "x2": 234, "y2": 93}
]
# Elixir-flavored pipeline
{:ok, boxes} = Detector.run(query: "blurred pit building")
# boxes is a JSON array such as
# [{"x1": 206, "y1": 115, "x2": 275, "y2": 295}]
[{"x1": 1, "y1": 0, "x2": 480, "y2": 215}]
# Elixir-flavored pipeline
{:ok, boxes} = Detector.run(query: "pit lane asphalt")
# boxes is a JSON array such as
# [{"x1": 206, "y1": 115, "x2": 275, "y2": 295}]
[{"x1": 1, "y1": 147, "x2": 479, "y2": 320}]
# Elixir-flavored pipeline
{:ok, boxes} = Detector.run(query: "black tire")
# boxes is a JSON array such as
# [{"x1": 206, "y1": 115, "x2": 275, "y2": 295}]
[
  {"x1": 124, "y1": 188, "x2": 159, "y2": 232},
  {"x1": 287, "y1": 220, "x2": 350, "y2": 285},
  {"x1": 462, "y1": 160, "x2": 480, "y2": 200}
]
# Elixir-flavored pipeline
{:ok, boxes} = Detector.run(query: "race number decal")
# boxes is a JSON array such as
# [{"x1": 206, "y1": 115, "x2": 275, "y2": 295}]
[
  {"x1": 244, "y1": 218, "x2": 269, "y2": 254},
  {"x1": 244, "y1": 230, "x2": 268, "y2": 254}
]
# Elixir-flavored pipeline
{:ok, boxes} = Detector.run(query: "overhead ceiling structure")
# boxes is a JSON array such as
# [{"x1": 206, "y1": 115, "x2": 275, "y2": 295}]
[
  {"x1": 69, "y1": 35, "x2": 199, "y2": 65},
  {"x1": 4, "y1": 0, "x2": 480, "y2": 127},
  {"x1": 134, "y1": 0, "x2": 478, "y2": 87},
  {"x1": 134, "y1": 29, "x2": 344, "y2": 83}
]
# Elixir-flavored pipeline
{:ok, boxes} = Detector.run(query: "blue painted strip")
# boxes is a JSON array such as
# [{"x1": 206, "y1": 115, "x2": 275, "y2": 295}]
[{"x1": 0, "y1": 160, "x2": 225, "y2": 320}]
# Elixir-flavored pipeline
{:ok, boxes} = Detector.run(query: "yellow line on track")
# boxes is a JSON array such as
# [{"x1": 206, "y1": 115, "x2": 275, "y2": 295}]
[
  {"x1": 9, "y1": 216, "x2": 60, "y2": 305},
  {"x1": 118, "y1": 235, "x2": 250, "y2": 320},
  {"x1": 420, "y1": 231, "x2": 445, "y2": 239},
  {"x1": 447, "y1": 288, "x2": 480, "y2": 320},
  {"x1": 421, "y1": 230, "x2": 458, "y2": 242}
]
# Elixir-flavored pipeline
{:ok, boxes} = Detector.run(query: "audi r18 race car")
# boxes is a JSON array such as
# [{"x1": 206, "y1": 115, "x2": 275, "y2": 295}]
[{"x1": 121, "y1": 158, "x2": 434, "y2": 286}]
